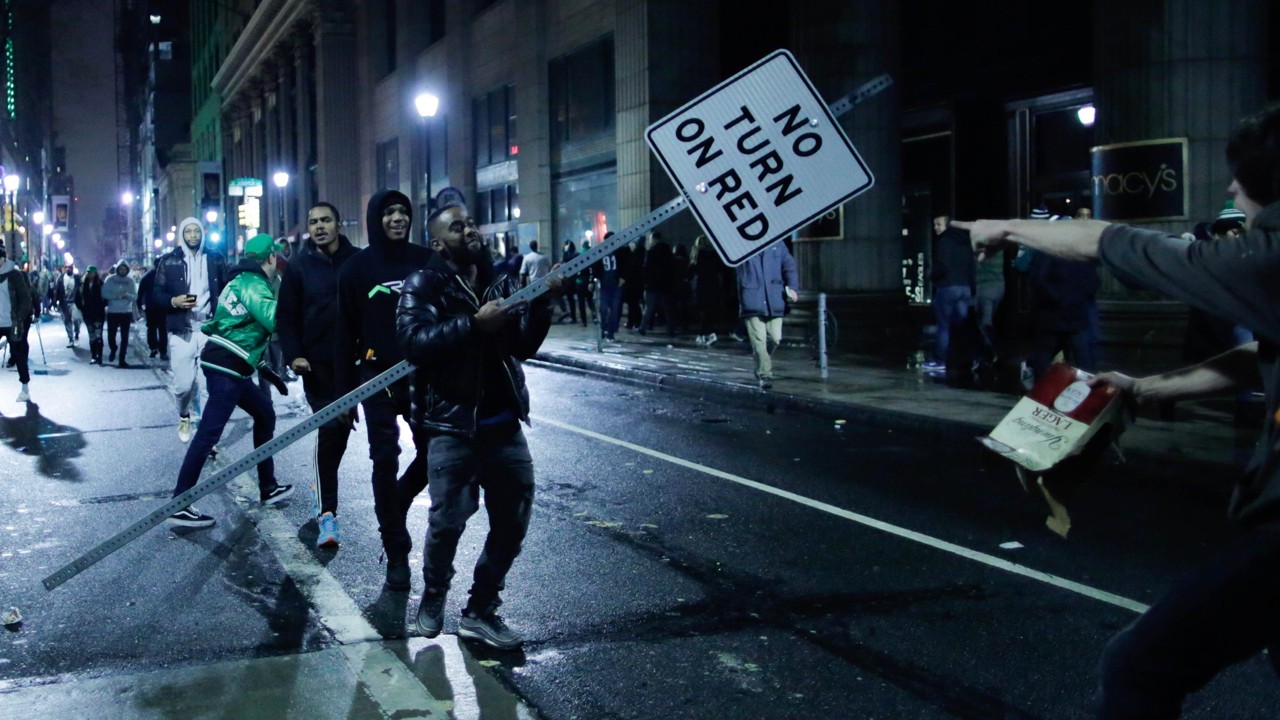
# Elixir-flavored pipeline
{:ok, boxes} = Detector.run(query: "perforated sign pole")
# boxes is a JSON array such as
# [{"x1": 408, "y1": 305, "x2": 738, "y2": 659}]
[{"x1": 43, "y1": 70, "x2": 891, "y2": 592}]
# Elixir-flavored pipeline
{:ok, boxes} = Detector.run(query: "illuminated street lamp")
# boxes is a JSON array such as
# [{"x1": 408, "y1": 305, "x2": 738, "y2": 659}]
[
  {"x1": 414, "y1": 93, "x2": 440, "y2": 119},
  {"x1": 272, "y1": 171, "x2": 289, "y2": 238},
  {"x1": 414, "y1": 93, "x2": 441, "y2": 228},
  {"x1": 121, "y1": 191, "x2": 136, "y2": 258}
]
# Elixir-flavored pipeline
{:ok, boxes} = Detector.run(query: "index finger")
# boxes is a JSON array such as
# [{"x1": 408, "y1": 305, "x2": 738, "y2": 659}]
[{"x1": 950, "y1": 220, "x2": 973, "y2": 230}]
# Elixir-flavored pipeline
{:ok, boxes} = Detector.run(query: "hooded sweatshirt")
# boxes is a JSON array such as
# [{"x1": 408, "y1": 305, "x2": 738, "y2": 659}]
[
  {"x1": 150, "y1": 217, "x2": 228, "y2": 334},
  {"x1": 103, "y1": 263, "x2": 138, "y2": 314},
  {"x1": 334, "y1": 190, "x2": 433, "y2": 395},
  {"x1": 0, "y1": 259, "x2": 16, "y2": 327}
]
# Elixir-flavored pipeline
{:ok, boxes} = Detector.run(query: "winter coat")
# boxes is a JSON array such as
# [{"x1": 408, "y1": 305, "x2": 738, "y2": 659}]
[
  {"x1": 396, "y1": 253, "x2": 553, "y2": 438},
  {"x1": 736, "y1": 243, "x2": 798, "y2": 319},
  {"x1": 0, "y1": 260, "x2": 33, "y2": 329},
  {"x1": 278, "y1": 234, "x2": 359, "y2": 368},
  {"x1": 199, "y1": 260, "x2": 277, "y2": 378},
  {"x1": 76, "y1": 275, "x2": 107, "y2": 323},
  {"x1": 150, "y1": 236, "x2": 229, "y2": 336}
]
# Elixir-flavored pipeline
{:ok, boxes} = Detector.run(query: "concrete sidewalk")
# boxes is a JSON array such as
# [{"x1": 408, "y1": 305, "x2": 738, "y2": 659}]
[{"x1": 532, "y1": 322, "x2": 1259, "y2": 485}]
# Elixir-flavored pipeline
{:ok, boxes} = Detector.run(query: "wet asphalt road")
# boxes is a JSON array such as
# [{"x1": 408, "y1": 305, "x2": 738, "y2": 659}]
[{"x1": 1, "y1": 320, "x2": 1278, "y2": 718}]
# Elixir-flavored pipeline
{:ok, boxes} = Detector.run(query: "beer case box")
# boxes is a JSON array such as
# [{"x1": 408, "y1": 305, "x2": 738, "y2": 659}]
[{"x1": 979, "y1": 363, "x2": 1125, "y2": 473}]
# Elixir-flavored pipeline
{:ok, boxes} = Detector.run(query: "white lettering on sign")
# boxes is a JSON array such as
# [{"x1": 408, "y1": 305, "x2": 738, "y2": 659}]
[{"x1": 647, "y1": 50, "x2": 874, "y2": 266}]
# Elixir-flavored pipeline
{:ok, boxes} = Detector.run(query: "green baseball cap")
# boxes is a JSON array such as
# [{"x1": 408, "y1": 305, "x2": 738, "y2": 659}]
[{"x1": 244, "y1": 234, "x2": 284, "y2": 261}]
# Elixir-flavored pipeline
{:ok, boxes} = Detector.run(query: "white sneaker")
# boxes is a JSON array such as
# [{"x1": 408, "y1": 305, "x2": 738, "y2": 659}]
[
  {"x1": 694, "y1": 335, "x2": 706, "y2": 346},
  {"x1": 178, "y1": 416, "x2": 192, "y2": 443},
  {"x1": 705, "y1": 333, "x2": 718, "y2": 346},
  {"x1": 16, "y1": 384, "x2": 28, "y2": 402}
]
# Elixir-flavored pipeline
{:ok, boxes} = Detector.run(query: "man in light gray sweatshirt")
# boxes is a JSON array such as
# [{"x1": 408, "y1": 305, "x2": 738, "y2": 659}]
[{"x1": 103, "y1": 259, "x2": 137, "y2": 368}]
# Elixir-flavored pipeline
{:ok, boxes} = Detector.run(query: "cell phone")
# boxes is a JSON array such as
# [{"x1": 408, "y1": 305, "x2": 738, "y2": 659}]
[{"x1": 185, "y1": 294, "x2": 196, "y2": 302}]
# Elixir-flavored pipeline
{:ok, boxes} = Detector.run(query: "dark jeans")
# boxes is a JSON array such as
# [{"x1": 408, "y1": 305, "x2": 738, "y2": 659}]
[
  {"x1": 574, "y1": 288, "x2": 595, "y2": 325},
  {"x1": 623, "y1": 285, "x2": 644, "y2": 329},
  {"x1": 1029, "y1": 329, "x2": 1095, "y2": 378},
  {"x1": 0, "y1": 325, "x2": 29, "y2": 384},
  {"x1": 1095, "y1": 522, "x2": 1280, "y2": 718},
  {"x1": 146, "y1": 311, "x2": 167, "y2": 356},
  {"x1": 106, "y1": 312, "x2": 131, "y2": 357},
  {"x1": 422, "y1": 424, "x2": 535, "y2": 615},
  {"x1": 640, "y1": 289, "x2": 674, "y2": 336},
  {"x1": 932, "y1": 285, "x2": 972, "y2": 363},
  {"x1": 360, "y1": 372, "x2": 429, "y2": 557},
  {"x1": 599, "y1": 285, "x2": 621, "y2": 337},
  {"x1": 172, "y1": 370, "x2": 278, "y2": 499},
  {"x1": 303, "y1": 367, "x2": 352, "y2": 517}
]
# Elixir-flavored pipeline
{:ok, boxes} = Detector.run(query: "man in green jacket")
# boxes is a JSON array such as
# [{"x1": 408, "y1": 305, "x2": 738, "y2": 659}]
[{"x1": 167, "y1": 234, "x2": 294, "y2": 528}]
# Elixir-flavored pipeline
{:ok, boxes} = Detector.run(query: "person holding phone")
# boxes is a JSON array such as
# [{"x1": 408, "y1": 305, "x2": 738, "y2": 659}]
[{"x1": 150, "y1": 217, "x2": 228, "y2": 443}]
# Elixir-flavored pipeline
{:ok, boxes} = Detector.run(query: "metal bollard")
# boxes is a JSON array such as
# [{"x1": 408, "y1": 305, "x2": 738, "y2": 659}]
[{"x1": 818, "y1": 292, "x2": 828, "y2": 380}]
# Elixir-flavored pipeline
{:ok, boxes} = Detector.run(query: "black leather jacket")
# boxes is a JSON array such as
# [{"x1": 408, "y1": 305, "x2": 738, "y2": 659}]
[
  {"x1": 150, "y1": 244, "x2": 228, "y2": 335},
  {"x1": 396, "y1": 253, "x2": 553, "y2": 437}
]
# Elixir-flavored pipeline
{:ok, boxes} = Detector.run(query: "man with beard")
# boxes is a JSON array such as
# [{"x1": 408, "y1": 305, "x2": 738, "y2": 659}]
[
  {"x1": 151, "y1": 217, "x2": 228, "y2": 442},
  {"x1": 397, "y1": 203, "x2": 557, "y2": 649},
  {"x1": 335, "y1": 191, "x2": 433, "y2": 589},
  {"x1": 279, "y1": 202, "x2": 359, "y2": 549}
]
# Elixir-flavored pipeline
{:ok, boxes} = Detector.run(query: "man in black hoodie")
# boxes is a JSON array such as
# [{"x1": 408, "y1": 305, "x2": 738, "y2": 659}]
[
  {"x1": 335, "y1": 190, "x2": 433, "y2": 590},
  {"x1": 279, "y1": 201, "x2": 360, "y2": 549}
]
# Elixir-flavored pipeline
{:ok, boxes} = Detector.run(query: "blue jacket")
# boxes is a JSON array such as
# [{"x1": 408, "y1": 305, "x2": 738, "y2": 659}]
[{"x1": 736, "y1": 243, "x2": 798, "y2": 319}]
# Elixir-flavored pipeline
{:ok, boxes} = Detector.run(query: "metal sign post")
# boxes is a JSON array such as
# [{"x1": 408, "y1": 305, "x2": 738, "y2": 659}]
[{"x1": 45, "y1": 59, "x2": 892, "y2": 592}]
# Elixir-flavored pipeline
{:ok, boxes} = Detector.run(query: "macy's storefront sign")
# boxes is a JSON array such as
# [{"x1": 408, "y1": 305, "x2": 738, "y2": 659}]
[{"x1": 1090, "y1": 138, "x2": 1188, "y2": 222}]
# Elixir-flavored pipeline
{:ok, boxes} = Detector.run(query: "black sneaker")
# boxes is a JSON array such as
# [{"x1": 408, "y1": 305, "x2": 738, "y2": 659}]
[
  {"x1": 385, "y1": 555, "x2": 411, "y2": 591},
  {"x1": 167, "y1": 506, "x2": 215, "y2": 529},
  {"x1": 416, "y1": 589, "x2": 447, "y2": 637},
  {"x1": 261, "y1": 484, "x2": 294, "y2": 506},
  {"x1": 458, "y1": 612, "x2": 523, "y2": 649}
]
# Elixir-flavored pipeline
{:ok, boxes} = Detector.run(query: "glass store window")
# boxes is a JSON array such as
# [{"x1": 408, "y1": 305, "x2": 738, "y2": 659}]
[{"x1": 553, "y1": 171, "x2": 615, "y2": 259}]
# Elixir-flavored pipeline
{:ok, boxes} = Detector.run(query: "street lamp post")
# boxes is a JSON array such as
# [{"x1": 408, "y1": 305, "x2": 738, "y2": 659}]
[
  {"x1": 121, "y1": 191, "x2": 135, "y2": 260},
  {"x1": 3, "y1": 174, "x2": 20, "y2": 258},
  {"x1": 272, "y1": 171, "x2": 289, "y2": 239},
  {"x1": 414, "y1": 93, "x2": 440, "y2": 228},
  {"x1": 32, "y1": 210, "x2": 44, "y2": 271}
]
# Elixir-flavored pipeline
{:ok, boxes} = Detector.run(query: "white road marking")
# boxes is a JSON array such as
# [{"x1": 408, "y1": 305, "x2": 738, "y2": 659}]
[
  {"x1": 228, "y1": 475, "x2": 452, "y2": 718},
  {"x1": 532, "y1": 415, "x2": 1151, "y2": 614}
]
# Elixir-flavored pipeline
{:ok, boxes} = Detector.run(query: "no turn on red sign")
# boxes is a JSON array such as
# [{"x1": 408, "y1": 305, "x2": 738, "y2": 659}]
[{"x1": 646, "y1": 50, "x2": 874, "y2": 266}]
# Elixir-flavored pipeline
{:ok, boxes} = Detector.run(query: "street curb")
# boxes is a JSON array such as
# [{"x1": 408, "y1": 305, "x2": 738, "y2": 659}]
[{"x1": 531, "y1": 350, "x2": 1240, "y2": 497}]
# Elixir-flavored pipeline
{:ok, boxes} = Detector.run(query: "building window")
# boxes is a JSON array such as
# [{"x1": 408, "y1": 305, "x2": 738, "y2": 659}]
[
  {"x1": 549, "y1": 37, "x2": 614, "y2": 151},
  {"x1": 472, "y1": 85, "x2": 515, "y2": 169},
  {"x1": 376, "y1": 138, "x2": 399, "y2": 191},
  {"x1": 474, "y1": 183, "x2": 517, "y2": 228}
]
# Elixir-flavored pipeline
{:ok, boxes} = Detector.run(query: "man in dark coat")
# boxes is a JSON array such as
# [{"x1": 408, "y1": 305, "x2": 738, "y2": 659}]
[{"x1": 279, "y1": 201, "x2": 360, "y2": 549}]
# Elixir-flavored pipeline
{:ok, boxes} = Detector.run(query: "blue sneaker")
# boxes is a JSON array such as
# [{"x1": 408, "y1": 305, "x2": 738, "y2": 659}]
[{"x1": 316, "y1": 512, "x2": 340, "y2": 549}]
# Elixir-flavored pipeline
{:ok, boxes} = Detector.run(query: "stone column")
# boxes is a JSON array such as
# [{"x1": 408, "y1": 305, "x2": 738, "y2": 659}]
[
  {"x1": 1091, "y1": 0, "x2": 1266, "y2": 349},
  {"x1": 293, "y1": 26, "x2": 315, "y2": 211},
  {"x1": 276, "y1": 50, "x2": 297, "y2": 233},
  {"x1": 513, "y1": 0, "x2": 550, "y2": 252},
  {"x1": 312, "y1": 3, "x2": 361, "y2": 243},
  {"x1": 639, "y1": 0, "x2": 719, "y2": 241},
  {"x1": 1093, "y1": 0, "x2": 1267, "y2": 233},
  {"x1": 787, "y1": 0, "x2": 903, "y2": 348}
]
